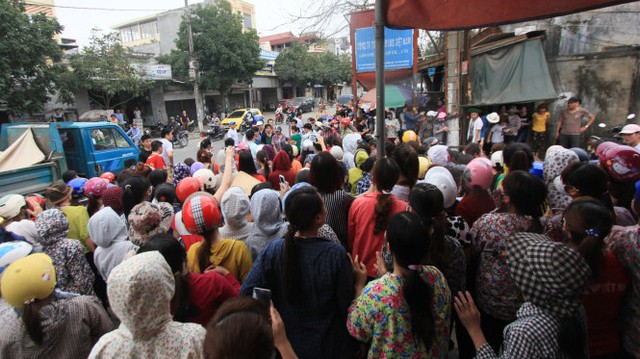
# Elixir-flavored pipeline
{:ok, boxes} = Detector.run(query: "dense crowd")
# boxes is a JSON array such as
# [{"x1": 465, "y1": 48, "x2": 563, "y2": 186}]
[{"x1": 0, "y1": 98, "x2": 639, "y2": 359}]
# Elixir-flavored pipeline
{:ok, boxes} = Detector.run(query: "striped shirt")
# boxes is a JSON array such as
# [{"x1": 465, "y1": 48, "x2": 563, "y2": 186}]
[{"x1": 320, "y1": 190, "x2": 354, "y2": 247}]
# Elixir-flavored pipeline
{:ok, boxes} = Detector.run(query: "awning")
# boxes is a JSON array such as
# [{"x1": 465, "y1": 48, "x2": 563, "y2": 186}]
[
  {"x1": 470, "y1": 38, "x2": 557, "y2": 106},
  {"x1": 383, "y1": 0, "x2": 636, "y2": 30}
]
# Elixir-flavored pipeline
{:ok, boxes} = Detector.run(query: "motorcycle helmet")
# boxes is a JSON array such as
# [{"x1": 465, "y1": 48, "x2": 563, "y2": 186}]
[
  {"x1": 176, "y1": 177, "x2": 205, "y2": 203},
  {"x1": 341, "y1": 118, "x2": 350, "y2": 126},
  {"x1": 190, "y1": 162, "x2": 205, "y2": 176},
  {"x1": 598, "y1": 143, "x2": 640, "y2": 182},
  {"x1": 491, "y1": 150, "x2": 504, "y2": 168},
  {"x1": 463, "y1": 158, "x2": 494, "y2": 191},
  {"x1": 67, "y1": 178, "x2": 88, "y2": 198},
  {"x1": 84, "y1": 177, "x2": 108, "y2": 198},
  {"x1": 418, "y1": 156, "x2": 432, "y2": 180},
  {"x1": 99, "y1": 172, "x2": 115, "y2": 183},
  {"x1": 423, "y1": 166, "x2": 457, "y2": 208},
  {"x1": 0, "y1": 195, "x2": 27, "y2": 220},
  {"x1": 193, "y1": 168, "x2": 218, "y2": 191},
  {"x1": 330, "y1": 119, "x2": 339, "y2": 125},
  {"x1": 0, "y1": 241, "x2": 32, "y2": 276},
  {"x1": 569, "y1": 147, "x2": 590, "y2": 162},
  {"x1": 402, "y1": 130, "x2": 418, "y2": 143},
  {"x1": 181, "y1": 192, "x2": 221, "y2": 234},
  {"x1": 1, "y1": 253, "x2": 56, "y2": 309}
]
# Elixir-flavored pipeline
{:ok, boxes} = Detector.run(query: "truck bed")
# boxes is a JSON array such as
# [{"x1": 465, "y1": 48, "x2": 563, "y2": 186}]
[{"x1": 0, "y1": 160, "x2": 62, "y2": 196}]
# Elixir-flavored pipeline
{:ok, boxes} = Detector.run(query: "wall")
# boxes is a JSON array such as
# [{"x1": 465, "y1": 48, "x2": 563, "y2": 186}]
[
  {"x1": 546, "y1": 49, "x2": 640, "y2": 138},
  {"x1": 157, "y1": 10, "x2": 182, "y2": 56}
]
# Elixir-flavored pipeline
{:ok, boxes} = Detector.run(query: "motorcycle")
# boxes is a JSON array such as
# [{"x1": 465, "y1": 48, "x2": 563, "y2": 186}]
[
  {"x1": 172, "y1": 128, "x2": 189, "y2": 148},
  {"x1": 207, "y1": 123, "x2": 225, "y2": 141}
]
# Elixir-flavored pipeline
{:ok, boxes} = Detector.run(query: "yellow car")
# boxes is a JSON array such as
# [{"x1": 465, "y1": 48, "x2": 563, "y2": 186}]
[{"x1": 220, "y1": 108, "x2": 263, "y2": 130}]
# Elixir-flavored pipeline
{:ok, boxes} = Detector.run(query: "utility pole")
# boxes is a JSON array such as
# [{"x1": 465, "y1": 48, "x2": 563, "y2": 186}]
[
  {"x1": 374, "y1": 0, "x2": 385, "y2": 159},
  {"x1": 184, "y1": 0, "x2": 204, "y2": 132}
]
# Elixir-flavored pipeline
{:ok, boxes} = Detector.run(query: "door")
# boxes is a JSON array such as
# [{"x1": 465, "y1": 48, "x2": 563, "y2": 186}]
[
  {"x1": 58, "y1": 128, "x2": 86, "y2": 176},
  {"x1": 86, "y1": 127, "x2": 137, "y2": 177}
]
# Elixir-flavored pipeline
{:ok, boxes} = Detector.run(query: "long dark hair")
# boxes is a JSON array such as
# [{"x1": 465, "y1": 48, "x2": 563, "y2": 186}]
[
  {"x1": 309, "y1": 152, "x2": 343, "y2": 193},
  {"x1": 238, "y1": 151, "x2": 258, "y2": 175},
  {"x1": 563, "y1": 197, "x2": 614, "y2": 279},
  {"x1": 558, "y1": 316, "x2": 588, "y2": 359},
  {"x1": 372, "y1": 158, "x2": 400, "y2": 234},
  {"x1": 502, "y1": 171, "x2": 547, "y2": 233},
  {"x1": 122, "y1": 176, "x2": 150, "y2": 219},
  {"x1": 138, "y1": 233, "x2": 194, "y2": 322},
  {"x1": 408, "y1": 183, "x2": 448, "y2": 273},
  {"x1": 283, "y1": 186, "x2": 324, "y2": 303},
  {"x1": 386, "y1": 211, "x2": 435, "y2": 349},
  {"x1": 393, "y1": 144, "x2": 419, "y2": 188},
  {"x1": 23, "y1": 300, "x2": 45, "y2": 344},
  {"x1": 503, "y1": 142, "x2": 533, "y2": 172},
  {"x1": 256, "y1": 150, "x2": 270, "y2": 178}
]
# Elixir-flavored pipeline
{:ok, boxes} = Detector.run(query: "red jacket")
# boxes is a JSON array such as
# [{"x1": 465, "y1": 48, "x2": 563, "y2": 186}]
[
  {"x1": 348, "y1": 192, "x2": 407, "y2": 277},
  {"x1": 187, "y1": 271, "x2": 240, "y2": 326}
]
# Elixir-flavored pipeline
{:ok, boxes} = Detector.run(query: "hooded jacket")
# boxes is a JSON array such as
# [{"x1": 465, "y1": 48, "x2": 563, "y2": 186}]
[
  {"x1": 245, "y1": 189, "x2": 287, "y2": 260},
  {"x1": 89, "y1": 252, "x2": 206, "y2": 358},
  {"x1": 0, "y1": 294, "x2": 113, "y2": 359},
  {"x1": 218, "y1": 187, "x2": 253, "y2": 241},
  {"x1": 35, "y1": 209, "x2": 94, "y2": 295},
  {"x1": 342, "y1": 133, "x2": 361, "y2": 170},
  {"x1": 348, "y1": 149, "x2": 369, "y2": 195},
  {"x1": 89, "y1": 207, "x2": 138, "y2": 281}
]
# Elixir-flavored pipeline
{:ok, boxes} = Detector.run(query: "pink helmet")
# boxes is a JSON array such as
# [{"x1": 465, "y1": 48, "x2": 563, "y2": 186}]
[
  {"x1": 464, "y1": 158, "x2": 494, "y2": 190},
  {"x1": 84, "y1": 177, "x2": 108, "y2": 198},
  {"x1": 598, "y1": 143, "x2": 640, "y2": 182}
]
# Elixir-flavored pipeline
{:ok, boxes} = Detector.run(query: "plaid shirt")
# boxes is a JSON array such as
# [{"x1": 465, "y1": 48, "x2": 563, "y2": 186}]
[
  {"x1": 476, "y1": 302, "x2": 571, "y2": 359},
  {"x1": 356, "y1": 172, "x2": 372, "y2": 195}
]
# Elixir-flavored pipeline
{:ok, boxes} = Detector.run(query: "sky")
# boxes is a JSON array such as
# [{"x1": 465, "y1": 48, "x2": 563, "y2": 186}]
[{"x1": 52, "y1": 0, "x2": 330, "y2": 48}]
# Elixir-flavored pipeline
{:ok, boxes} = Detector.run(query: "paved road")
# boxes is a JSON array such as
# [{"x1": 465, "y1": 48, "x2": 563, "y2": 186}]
[{"x1": 172, "y1": 107, "x2": 335, "y2": 164}]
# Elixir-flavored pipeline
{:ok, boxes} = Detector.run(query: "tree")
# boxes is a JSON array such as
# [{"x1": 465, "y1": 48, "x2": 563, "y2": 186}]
[
  {"x1": 273, "y1": 44, "x2": 318, "y2": 97},
  {"x1": 314, "y1": 52, "x2": 352, "y2": 87},
  {"x1": 63, "y1": 31, "x2": 153, "y2": 110},
  {"x1": 158, "y1": 1, "x2": 264, "y2": 108},
  {"x1": 287, "y1": 0, "x2": 373, "y2": 37},
  {"x1": 0, "y1": 0, "x2": 69, "y2": 116}
]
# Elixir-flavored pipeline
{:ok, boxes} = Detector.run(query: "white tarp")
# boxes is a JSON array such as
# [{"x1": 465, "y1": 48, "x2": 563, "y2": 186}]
[{"x1": 0, "y1": 128, "x2": 46, "y2": 171}]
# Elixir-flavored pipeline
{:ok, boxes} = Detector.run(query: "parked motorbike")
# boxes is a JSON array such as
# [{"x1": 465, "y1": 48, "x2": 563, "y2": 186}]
[{"x1": 172, "y1": 128, "x2": 189, "y2": 148}]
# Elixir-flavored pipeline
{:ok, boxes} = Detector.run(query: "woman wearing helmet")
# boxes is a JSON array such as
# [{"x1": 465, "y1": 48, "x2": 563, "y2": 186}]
[
  {"x1": 45, "y1": 181, "x2": 94, "y2": 253},
  {"x1": 0, "y1": 253, "x2": 113, "y2": 358},
  {"x1": 456, "y1": 158, "x2": 496, "y2": 227}
]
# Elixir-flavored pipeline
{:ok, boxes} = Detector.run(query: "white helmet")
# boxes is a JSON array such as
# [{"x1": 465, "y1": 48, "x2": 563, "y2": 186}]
[
  {"x1": 193, "y1": 169, "x2": 218, "y2": 191},
  {"x1": 0, "y1": 195, "x2": 26, "y2": 220}
]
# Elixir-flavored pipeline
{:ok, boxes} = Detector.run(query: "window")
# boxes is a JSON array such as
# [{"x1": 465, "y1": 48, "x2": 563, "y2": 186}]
[
  {"x1": 113, "y1": 129, "x2": 132, "y2": 148},
  {"x1": 58, "y1": 129, "x2": 77, "y2": 152},
  {"x1": 92, "y1": 128, "x2": 117, "y2": 151},
  {"x1": 243, "y1": 13, "x2": 252, "y2": 29},
  {"x1": 140, "y1": 21, "x2": 158, "y2": 39}
]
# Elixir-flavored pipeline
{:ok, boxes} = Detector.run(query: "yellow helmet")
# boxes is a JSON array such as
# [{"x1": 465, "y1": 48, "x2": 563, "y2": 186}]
[
  {"x1": 418, "y1": 156, "x2": 432, "y2": 179},
  {"x1": 1, "y1": 253, "x2": 56, "y2": 309},
  {"x1": 402, "y1": 130, "x2": 418, "y2": 143}
]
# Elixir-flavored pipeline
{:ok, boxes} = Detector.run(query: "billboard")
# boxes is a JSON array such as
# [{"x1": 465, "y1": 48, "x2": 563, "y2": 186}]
[
  {"x1": 355, "y1": 27, "x2": 414, "y2": 73},
  {"x1": 145, "y1": 65, "x2": 172, "y2": 80}
]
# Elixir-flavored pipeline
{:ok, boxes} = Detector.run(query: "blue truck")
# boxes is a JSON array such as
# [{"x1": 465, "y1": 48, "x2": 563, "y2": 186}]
[{"x1": 0, "y1": 122, "x2": 139, "y2": 195}]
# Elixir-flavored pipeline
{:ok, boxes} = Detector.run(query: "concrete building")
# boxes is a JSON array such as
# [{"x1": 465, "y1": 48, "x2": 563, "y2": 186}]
[{"x1": 110, "y1": 0, "x2": 269, "y2": 124}]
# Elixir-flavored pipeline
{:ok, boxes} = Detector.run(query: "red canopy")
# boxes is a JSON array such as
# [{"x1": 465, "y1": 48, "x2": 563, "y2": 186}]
[{"x1": 383, "y1": 0, "x2": 637, "y2": 30}]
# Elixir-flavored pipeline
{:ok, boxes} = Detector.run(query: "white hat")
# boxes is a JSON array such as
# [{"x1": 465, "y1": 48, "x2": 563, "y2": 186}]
[
  {"x1": 487, "y1": 112, "x2": 500, "y2": 124},
  {"x1": 426, "y1": 111, "x2": 438, "y2": 118},
  {"x1": 256, "y1": 121, "x2": 264, "y2": 126},
  {"x1": 619, "y1": 124, "x2": 640, "y2": 134},
  {"x1": 302, "y1": 139, "x2": 315, "y2": 152},
  {"x1": 423, "y1": 166, "x2": 457, "y2": 208},
  {"x1": 491, "y1": 150, "x2": 504, "y2": 167},
  {"x1": 0, "y1": 195, "x2": 26, "y2": 220}
]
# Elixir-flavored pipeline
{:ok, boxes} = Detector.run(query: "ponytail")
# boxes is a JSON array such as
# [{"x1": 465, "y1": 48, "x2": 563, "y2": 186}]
[
  {"x1": 172, "y1": 272, "x2": 192, "y2": 322},
  {"x1": 122, "y1": 176, "x2": 150, "y2": 219},
  {"x1": 558, "y1": 316, "x2": 588, "y2": 359},
  {"x1": 23, "y1": 301, "x2": 44, "y2": 345},
  {"x1": 284, "y1": 224, "x2": 303, "y2": 303},
  {"x1": 374, "y1": 193, "x2": 393, "y2": 234},
  {"x1": 87, "y1": 196, "x2": 101, "y2": 217},
  {"x1": 404, "y1": 270, "x2": 435, "y2": 350},
  {"x1": 197, "y1": 229, "x2": 216, "y2": 273}
]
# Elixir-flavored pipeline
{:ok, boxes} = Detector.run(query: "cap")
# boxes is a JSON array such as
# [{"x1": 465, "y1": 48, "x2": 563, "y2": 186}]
[
  {"x1": 491, "y1": 150, "x2": 504, "y2": 167},
  {"x1": 0, "y1": 195, "x2": 26, "y2": 219},
  {"x1": 256, "y1": 121, "x2": 264, "y2": 126},
  {"x1": 229, "y1": 121, "x2": 236, "y2": 125},
  {"x1": 619, "y1": 124, "x2": 640, "y2": 135},
  {"x1": 1, "y1": 253, "x2": 56, "y2": 309},
  {"x1": 276, "y1": 126, "x2": 283, "y2": 132}
]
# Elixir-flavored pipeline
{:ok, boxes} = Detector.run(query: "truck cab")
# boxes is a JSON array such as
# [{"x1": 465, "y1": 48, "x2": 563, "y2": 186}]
[{"x1": 0, "y1": 122, "x2": 139, "y2": 195}]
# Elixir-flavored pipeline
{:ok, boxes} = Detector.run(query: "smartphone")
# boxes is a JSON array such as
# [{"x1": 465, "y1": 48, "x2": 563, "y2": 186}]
[
  {"x1": 252, "y1": 287, "x2": 272, "y2": 307},
  {"x1": 279, "y1": 174, "x2": 287, "y2": 187}
]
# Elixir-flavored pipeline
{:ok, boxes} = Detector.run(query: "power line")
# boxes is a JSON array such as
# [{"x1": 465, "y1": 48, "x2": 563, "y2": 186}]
[{"x1": 22, "y1": 2, "x2": 171, "y2": 12}]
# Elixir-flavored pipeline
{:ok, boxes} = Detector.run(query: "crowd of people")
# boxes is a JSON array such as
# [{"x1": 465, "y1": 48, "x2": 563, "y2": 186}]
[{"x1": 1, "y1": 97, "x2": 640, "y2": 359}]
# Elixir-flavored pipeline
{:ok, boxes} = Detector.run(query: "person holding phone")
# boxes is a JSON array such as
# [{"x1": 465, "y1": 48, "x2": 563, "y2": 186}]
[
  {"x1": 268, "y1": 150, "x2": 296, "y2": 190},
  {"x1": 241, "y1": 186, "x2": 355, "y2": 358}
]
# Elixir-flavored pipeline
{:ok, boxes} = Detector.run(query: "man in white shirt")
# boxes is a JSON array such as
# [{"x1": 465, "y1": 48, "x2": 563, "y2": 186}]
[
  {"x1": 225, "y1": 121, "x2": 239, "y2": 146},
  {"x1": 159, "y1": 128, "x2": 174, "y2": 168},
  {"x1": 468, "y1": 108, "x2": 483, "y2": 143}
]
